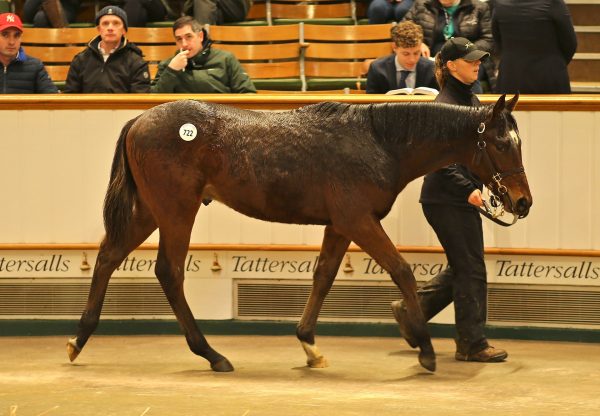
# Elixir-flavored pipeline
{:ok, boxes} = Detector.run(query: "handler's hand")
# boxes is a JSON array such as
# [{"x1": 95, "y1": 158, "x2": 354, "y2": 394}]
[
  {"x1": 468, "y1": 189, "x2": 484, "y2": 207},
  {"x1": 420, "y1": 42, "x2": 431, "y2": 59},
  {"x1": 168, "y1": 50, "x2": 189, "y2": 71}
]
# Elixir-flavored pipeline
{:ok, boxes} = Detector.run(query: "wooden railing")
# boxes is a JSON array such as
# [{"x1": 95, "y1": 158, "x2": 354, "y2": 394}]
[{"x1": 2, "y1": 93, "x2": 600, "y2": 111}]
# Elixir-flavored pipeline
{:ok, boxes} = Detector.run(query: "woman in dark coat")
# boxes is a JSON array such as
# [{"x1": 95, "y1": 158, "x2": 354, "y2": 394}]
[
  {"x1": 492, "y1": 0, "x2": 577, "y2": 93},
  {"x1": 391, "y1": 37, "x2": 508, "y2": 363}
]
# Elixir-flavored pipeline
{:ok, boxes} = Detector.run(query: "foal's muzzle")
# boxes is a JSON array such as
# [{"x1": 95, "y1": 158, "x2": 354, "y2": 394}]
[{"x1": 514, "y1": 197, "x2": 531, "y2": 218}]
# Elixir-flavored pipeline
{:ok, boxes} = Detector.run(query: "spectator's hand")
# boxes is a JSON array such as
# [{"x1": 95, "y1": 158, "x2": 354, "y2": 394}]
[
  {"x1": 420, "y1": 43, "x2": 430, "y2": 59},
  {"x1": 468, "y1": 189, "x2": 484, "y2": 207},
  {"x1": 168, "y1": 50, "x2": 190, "y2": 71}
]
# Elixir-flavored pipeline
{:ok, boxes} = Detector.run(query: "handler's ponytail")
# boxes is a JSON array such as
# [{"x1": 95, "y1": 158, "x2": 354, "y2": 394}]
[{"x1": 434, "y1": 53, "x2": 450, "y2": 90}]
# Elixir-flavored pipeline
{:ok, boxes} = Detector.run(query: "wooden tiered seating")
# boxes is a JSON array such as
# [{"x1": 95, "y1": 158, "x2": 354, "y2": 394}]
[
  {"x1": 20, "y1": 22, "x2": 394, "y2": 93},
  {"x1": 270, "y1": 0, "x2": 359, "y2": 25},
  {"x1": 127, "y1": 27, "x2": 175, "y2": 79},
  {"x1": 302, "y1": 23, "x2": 393, "y2": 90},
  {"x1": 567, "y1": 1, "x2": 600, "y2": 92},
  {"x1": 209, "y1": 24, "x2": 304, "y2": 90},
  {"x1": 21, "y1": 28, "x2": 95, "y2": 86},
  {"x1": 147, "y1": 0, "x2": 269, "y2": 27},
  {"x1": 21, "y1": 27, "x2": 176, "y2": 84}
]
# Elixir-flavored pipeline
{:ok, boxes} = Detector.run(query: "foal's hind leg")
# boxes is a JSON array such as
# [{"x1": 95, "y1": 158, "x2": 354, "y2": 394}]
[
  {"x1": 67, "y1": 200, "x2": 157, "y2": 362},
  {"x1": 154, "y1": 217, "x2": 233, "y2": 372},
  {"x1": 296, "y1": 225, "x2": 350, "y2": 368},
  {"x1": 338, "y1": 216, "x2": 436, "y2": 372}
]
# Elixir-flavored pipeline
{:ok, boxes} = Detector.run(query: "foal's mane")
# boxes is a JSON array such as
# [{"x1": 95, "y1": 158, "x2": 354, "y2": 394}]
[{"x1": 303, "y1": 101, "x2": 489, "y2": 148}]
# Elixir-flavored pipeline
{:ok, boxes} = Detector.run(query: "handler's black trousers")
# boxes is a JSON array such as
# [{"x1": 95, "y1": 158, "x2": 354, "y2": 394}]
[{"x1": 420, "y1": 203, "x2": 489, "y2": 355}]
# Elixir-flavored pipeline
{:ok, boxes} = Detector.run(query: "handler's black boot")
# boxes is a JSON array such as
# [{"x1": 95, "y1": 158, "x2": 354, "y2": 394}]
[
  {"x1": 455, "y1": 346, "x2": 508, "y2": 362},
  {"x1": 391, "y1": 300, "x2": 418, "y2": 349}
]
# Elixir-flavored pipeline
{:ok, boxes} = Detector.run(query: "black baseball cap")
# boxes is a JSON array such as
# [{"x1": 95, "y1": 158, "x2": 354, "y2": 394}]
[{"x1": 440, "y1": 37, "x2": 489, "y2": 63}]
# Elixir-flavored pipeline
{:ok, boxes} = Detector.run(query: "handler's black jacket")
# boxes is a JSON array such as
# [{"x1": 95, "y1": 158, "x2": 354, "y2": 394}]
[
  {"x1": 419, "y1": 75, "x2": 483, "y2": 208},
  {"x1": 64, "y1": 36, "x2": 150, "y2": 93}
]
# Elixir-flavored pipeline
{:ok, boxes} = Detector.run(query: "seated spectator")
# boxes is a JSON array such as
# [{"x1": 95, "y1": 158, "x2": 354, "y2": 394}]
[
  {"x1": 64, "y1": 6, "x2": 150, "y2": 93},
  {"x1": 122, "y1": 0, "x2": 250, "y2": 27},
  {"x1": 403, "y1": 0, "x2": 494, "y2": 93},
  {"x1": 152, "y1": 16, "x2": 255, "y2": 93},
  {"x1": 22, "y1": 0, "x2": 80, "y2": 28},
  {"x1": 122, "y1": 0, "x2": 191, "y2": 27},
  {"x1": 366, "y1": 20, "x2": 437, "y2": 94},
  {"x1": 368, "y1": 0, "x2": 414, "y2": 24},
  {"x1": 194, "y1": 0, "x2": 251, "y2": 25},
  {"x1": 492, "y1": 0, "x2": 577, "y2": 94},
  {"x1": 0, "y1": 12, "x2": 58, "y2": 93}
]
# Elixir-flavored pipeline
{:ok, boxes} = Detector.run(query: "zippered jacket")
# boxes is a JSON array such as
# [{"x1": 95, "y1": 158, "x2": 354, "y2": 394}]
[
  {"x1": 1, "y1": 47, "x2": 58, "y2": 94},
  {"x1": 64, "y1": 35, "x2": 150, "y2": 93},
  {"x1": 152, "y1": 32, "x2": 255, "y2": 94}
]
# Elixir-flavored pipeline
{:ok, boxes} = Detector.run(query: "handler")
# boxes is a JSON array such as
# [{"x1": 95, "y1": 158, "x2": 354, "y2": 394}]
[{"x1": 391, "y1": 37, "x2": 508, "y2": 363}]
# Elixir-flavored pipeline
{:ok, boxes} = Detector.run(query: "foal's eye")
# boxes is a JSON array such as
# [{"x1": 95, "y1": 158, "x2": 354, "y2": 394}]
[{"x1": 495, "y1": 140, "x2": 510, "y2": 152}]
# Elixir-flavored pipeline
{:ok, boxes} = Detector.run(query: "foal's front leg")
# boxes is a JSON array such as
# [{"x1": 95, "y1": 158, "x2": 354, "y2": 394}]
[
  {"x1": 296, "y1": 225, "x2": 350, "y2": 368},
  {"x1": 341, "y1": 216, "x2": 436, "y2": 372}
]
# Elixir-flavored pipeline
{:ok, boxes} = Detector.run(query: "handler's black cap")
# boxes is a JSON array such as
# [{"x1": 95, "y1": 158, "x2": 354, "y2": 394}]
[
  {"x1": 440, "y1": 37, "x2": 489, "y2": 63},
  {"x1": 95, "y1": 5, "x2": 128, "y2": 31}
]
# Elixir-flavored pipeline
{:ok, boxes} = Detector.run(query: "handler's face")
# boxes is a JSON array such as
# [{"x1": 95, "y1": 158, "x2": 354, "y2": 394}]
[
  {"x1": 174, "y1": 25, "x2": 204, "y2": 58},
  {"x1": 448, "y1": 58, "x2": 481, "y2": 85}
]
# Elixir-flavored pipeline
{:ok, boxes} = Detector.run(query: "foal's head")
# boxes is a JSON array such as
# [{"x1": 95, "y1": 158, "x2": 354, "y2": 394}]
[{"x1": 467, "y1": 94, "x2": 532, "y2": 218}]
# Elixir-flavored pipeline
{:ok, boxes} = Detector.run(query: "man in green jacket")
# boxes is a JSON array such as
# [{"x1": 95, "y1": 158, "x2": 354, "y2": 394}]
[{"x1": 152, "y1": 16, "x2": 255, "y2": 93}]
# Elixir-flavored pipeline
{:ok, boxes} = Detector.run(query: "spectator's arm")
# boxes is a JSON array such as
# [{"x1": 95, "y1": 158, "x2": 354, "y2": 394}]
[
  {"x1": 402, "y1": 3, "x2": 432, "y2": 49},
  {"x1": 474, "y1": 2, "x2": 494, "y2": 53},
  {"x1": 551, "y1": 0, "x2": 577, "y2": 63},
  {"x1": 491, "y1": 9, "x2": 501, "y2": 54},
  {"x1": 402, "y1": 1, "x2": 417, "y2": 22},
  {"x1": 366, "y1": 63, "x2": 385, "y2": 94},
  {"x1": 130, "y1": 58, "x2": 151, "y2": 93},
  {"x1": 151, "y1": 60, "x2": 179, "y2": 93},
  {"x1": 227, "y1": 55, "x2": 256, "y2": 93},
  {"x1": 63, "y1": 56, "x2": 82, "y2": 93},
  {"x1": 36, "y1": 63, "x2": 59, "y2": 93}
]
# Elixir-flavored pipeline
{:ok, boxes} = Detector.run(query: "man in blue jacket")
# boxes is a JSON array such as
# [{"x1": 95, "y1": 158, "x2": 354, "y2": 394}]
[
  {"x1": 366, "y1": 21, "x2": 438, "y2": 94},
  {"x1": 0, "y1": 12, "x2": 58, "y2": 93}
]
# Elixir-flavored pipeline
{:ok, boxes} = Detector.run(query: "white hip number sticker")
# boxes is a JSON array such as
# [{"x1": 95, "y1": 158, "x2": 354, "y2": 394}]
[{"x1": 179, "y1": 123, "x2": 197, "y2": 141}]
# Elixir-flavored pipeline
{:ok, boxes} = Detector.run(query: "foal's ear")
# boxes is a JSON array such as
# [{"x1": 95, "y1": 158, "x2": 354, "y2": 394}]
[
  {"x1": 506, "y1": 93, "x2": 519, "y2": 112},
  {"x1": 492, "y1": 94, "x2": 507, "y2": 118}
]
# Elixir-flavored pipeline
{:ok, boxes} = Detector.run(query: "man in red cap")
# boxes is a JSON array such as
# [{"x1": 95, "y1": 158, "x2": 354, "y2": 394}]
[{"x1": 0, "y1": 12, "x2": 58, "y2": 93}]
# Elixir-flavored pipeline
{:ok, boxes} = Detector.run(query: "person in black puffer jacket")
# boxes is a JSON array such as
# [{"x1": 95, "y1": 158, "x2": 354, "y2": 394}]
[
  {"x1": 403, "y1": 0, "x2": 496, "y2": 92},
  {"x1": 64, "y1": 5, "x2": 150, "y2": 93},
  {"x1": 0, "y1": 12, "x2": 58, "y2": 93}
]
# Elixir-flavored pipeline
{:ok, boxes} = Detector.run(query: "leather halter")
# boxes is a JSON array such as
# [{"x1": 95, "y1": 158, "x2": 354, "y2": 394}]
[{"x1": 473, "y1": 122, "x2": 525, "y2": 227}]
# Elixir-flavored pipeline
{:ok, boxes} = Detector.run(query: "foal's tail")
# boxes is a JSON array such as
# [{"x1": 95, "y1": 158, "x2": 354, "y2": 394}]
[{"x1": 103, "y1": 116, "x2": 140, "y2": 244}]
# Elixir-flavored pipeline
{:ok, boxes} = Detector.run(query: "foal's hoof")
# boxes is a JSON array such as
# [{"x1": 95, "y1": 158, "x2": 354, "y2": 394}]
[
  {"x1": 211, "y1": 357, "x2": 234, "y2": 372},
  {"x1": 418, "y1": 350, "x2": 436, "y2": 372},
  {"x1": 307, "y1": 355, "x2": 329, "y2": 368},
  {"x1": 66, "y1": 338, "x2": 81, "y2": 362},
  {"x1": 301, "y1": 341, "x2": 329, "y2": 368}
]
